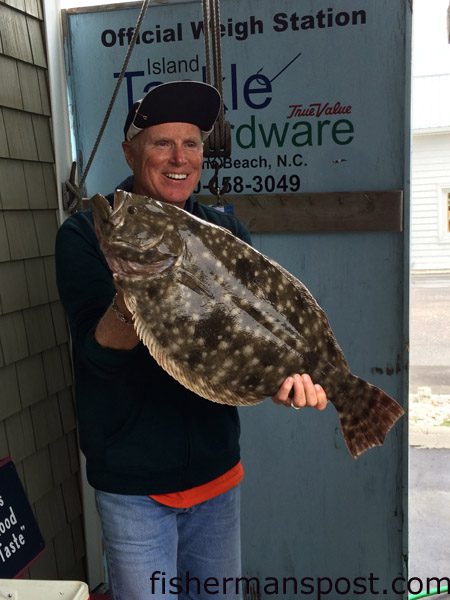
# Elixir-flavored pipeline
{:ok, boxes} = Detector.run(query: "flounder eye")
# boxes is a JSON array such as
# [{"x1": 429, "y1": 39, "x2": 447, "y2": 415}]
[{"x1": 127, "y1": 205, "x2": 138, "y2": 215}]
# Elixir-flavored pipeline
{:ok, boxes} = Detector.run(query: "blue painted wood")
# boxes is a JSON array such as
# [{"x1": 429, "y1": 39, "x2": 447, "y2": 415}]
[
  {"x1": 239, "y1": 231, "x2": 406, "y2": 594},
  {"x1": 63, "y1": 0, "x2": 411, "y2": 595}
]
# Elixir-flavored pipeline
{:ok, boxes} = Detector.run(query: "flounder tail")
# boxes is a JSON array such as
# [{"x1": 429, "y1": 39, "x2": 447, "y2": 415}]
[{"x1": 336, "y1": 375, "x2": 404, "y2": 459}]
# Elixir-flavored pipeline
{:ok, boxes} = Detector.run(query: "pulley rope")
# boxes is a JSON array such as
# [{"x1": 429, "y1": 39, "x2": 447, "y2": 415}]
[
  {"x1": 202, "y1": 0, "x2": 228, "y2": 150},
  {"x1": 202, "y1": 0, "x2": 232, "y2": 201},
  {"x1": 202, "y1": 0, "x2": 212, "y2": 85},
  {"x1": 79, "y1": 0, "x2": 151, "y2": 190}
]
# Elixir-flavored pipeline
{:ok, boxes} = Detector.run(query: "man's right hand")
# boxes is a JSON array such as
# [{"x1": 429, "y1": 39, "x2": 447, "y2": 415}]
[{"x1": 94, "y1": 290, "x2": 139, "y2": 350}]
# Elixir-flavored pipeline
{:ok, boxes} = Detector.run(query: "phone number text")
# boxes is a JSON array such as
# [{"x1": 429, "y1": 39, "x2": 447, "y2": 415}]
[{"x1": 196, "y1": 174, "x2": 301, "y2": 194}]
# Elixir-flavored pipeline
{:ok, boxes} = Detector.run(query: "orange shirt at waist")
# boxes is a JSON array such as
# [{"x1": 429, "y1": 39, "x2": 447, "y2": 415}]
[{"x1": 150, "y1": 462, "x2": 244, "y2": 509}]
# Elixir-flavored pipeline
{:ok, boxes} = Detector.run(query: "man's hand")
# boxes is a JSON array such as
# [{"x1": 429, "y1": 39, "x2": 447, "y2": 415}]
[
  {"x1": 272, "y1": 373, "x2": 328, "y2": 410},
  {"x1": 95, "y1": 289, "x2": 139, "y2": 350}
]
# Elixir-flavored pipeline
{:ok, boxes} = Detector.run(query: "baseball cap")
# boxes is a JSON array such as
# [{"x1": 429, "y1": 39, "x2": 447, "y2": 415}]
[{"x1": 124, "y1": 81, "x2": 221, "y2": 142}]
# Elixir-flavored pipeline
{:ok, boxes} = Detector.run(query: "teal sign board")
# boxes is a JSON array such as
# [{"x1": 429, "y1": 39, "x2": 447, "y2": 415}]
[
  {"x1": 65, "y1": 0, "x2": 406, "y2": 198},
  {"x1": 64, "y1": 1, "x2": 410, "y2": 597}
]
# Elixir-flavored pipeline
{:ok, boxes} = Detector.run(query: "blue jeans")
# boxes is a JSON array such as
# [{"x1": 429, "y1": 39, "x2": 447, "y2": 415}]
[{"x1": 95, "y1": 487, "x2": 242, "y2": 600}]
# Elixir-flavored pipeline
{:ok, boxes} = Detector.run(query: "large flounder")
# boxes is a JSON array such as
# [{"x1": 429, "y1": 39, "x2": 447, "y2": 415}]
[{"x1": 92, "y1": 190, "x2": 404, "y2": 458}]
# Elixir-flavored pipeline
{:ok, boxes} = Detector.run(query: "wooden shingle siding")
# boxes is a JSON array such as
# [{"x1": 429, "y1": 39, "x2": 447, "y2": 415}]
[
  {"x1": 4, "y1": 211, "x2": 40, "y2": 258},
  {"x1": 35, "y1": 486, "x2": 68, "y2": 542},
  {"x1": 0, "y1": 55, "x2": 22, "y2": 108},
  {"x1": 33, "y1": 209, "x2": 59, "y2": 254},
  {"x1": 2, "y1": 109, "x2": 40, "y2": 159},
  {"x1": 0, "y1": 258, "x2": 63, "y2": 315},
  {"x1": 37, "y1": 69, "x2": 50, "y2": 113},
  {"x1": 3, "y1": 0, "x2": 26, "y2": 12},
  {"x1": 42, "y1": 346, "x2": 68, "y2": 395},
  {"x1": 19, "y1": 62, "x2": 48, "y2": 114},
  {"x1": 0, "y1": 422, "x2": 9, "y2": 457},
  {"x1": 5, "y1": 408, "x2": 36, "y2": 461},
  {"x1": 0, "y1": 311, "x2": 29, "y2": 363},
  {"x1": 31, "y1": 395, "x2": 63, "y2": 449},
  {"x1": 27, "y1": 16, "x2": 47, "y2": 68},
  {"x1": 60, "y1": 345, "x2": 73, "y2": 386},
  {"x1": 0, "y1": 5, "x2": 33, "y2": 62},
  {"x1": 23, "y1": 447, "x2": 54, "y2": 503},
  {"x1": 0, "y1": 218, "x2": 11, "y2": 260},
  {"x1": 32, "y1": 114, "x2": 54, "y2": 161},
  {"x1": 0, "y1": 0, "x2": 86, "y2": 582},
  {"x1": 0, "y1": 111, "x2": 9, "y2": 156},
  {"x1": 28, "y1": 543, "x2": 58, "y2": 580},
  {"x1": 58, "y1": 388, "x2": 76, "y2": 433},
  {"x1": 51, "y1": 301, "x2": 70, "y2": 345},
  {"x1": 62, "y1": 475, "x2": 82, "y2": 523},
  {"x1": 54, "y1": 524, "x2": 77, "y2": 578},
  {"x1": 0, "y1": 362, "x2": 21, "y2": 419},
  {"x1": 43, "y1": 255, "x2": 59, "y2": 300},
  {"x1": 66, "y1": 430, "x2": 80, "y2": 473},
  {"x1": 24, "y1": 0, "x2": 42, "y2": 20},
  {"x1": 49, "y1": 436, "x2": 72, "y2": 486},
  {"x1": 0, "y1": 260, "x2": 29, "y2": 312},
  {"x1": 24, "y1": 304, "x2": 57, "y2": 355},
  {"x1": 71, "y1": 516, "x2": 86, "y2": 564},
  {"x1": 16, "y1": 353, "x2": 47, "y2": 407},
  {"x1": 0, "y1": 159, "x2": 29, "y2": 208},
  {"x1": 24, "y1": 257, "x2": 51, "y2": 305}
]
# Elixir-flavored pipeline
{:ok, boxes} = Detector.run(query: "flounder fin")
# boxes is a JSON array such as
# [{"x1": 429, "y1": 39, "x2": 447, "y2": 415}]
[{"x1": 337, "y1": 375, "x2": 404, "y2": 459}]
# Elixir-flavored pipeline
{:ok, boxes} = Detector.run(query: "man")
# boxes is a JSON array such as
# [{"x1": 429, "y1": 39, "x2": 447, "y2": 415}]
[{"x1": 56, "y1": 81, "x2": 327, "y2": 600}]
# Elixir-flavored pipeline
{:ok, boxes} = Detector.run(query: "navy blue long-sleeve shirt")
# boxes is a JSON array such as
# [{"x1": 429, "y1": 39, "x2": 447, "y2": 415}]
[{"x1": 55, "y1": 190, "x2": 252, "y2": 494}]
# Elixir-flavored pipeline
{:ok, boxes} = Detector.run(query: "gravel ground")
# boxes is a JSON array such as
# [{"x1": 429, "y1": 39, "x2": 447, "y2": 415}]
[{"x1": 410, "y1": 389, "x2": 450, "y2": 448}]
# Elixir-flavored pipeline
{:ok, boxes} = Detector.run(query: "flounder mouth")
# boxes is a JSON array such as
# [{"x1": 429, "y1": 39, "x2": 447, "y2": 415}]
[
  {"x1": 91, "y1": 194, "x2": 115, "y2": 239},
  {"x1": 92, "y1": 194, "x2": 113, "y2": 220},
  {"x1": 108, "y1": 255, "x2": 177, "y2": 277}
]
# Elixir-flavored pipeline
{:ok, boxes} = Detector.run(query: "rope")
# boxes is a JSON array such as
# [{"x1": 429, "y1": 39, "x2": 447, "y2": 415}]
[
  {"x1": 79, "y1": 0, "x2": 151, "y2": 190},
  {"x1": 202, "y1": 0, "x2": 232, "y2": 202},
  {"x1": 202, "y1": 0, "x2": 222, "y2": 96},
  {"x1": 210, "y1": 0, "x2": 224, "y2": 98},
  {"x1": 205, "y1": 0, "x2": 226, "y2": 135},
  {"x1": 202, "y1": 0, "x2": 212, "y2": 85}
]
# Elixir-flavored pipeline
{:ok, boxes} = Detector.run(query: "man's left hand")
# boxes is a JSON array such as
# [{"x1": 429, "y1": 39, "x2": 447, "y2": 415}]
[{"x1": 272, "y1": 373, "x2": 328, "y2": 410}]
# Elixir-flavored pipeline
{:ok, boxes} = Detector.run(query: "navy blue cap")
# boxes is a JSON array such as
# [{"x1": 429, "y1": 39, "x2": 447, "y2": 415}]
[{"x1": 124, "y1": 81, "x2": 221, "y2": 142}]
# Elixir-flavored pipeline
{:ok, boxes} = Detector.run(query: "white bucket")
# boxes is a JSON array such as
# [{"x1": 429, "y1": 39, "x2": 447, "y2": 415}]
[{"x1": 0, "y1": 580, "x2": 89, "y2": 599}]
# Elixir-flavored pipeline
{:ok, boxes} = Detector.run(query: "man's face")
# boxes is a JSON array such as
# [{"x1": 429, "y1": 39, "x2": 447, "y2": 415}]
[{"x1": 122, "y1": 122, "x2": 203, "y2": 208}]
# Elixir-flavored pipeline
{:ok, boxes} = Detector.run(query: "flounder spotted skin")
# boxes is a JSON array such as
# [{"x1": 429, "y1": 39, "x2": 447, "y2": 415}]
[{"x1": 92, "y1": 190, "x2": 404, "y2": 458}]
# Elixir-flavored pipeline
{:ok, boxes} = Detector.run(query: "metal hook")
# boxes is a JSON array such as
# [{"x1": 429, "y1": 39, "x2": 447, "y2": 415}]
[{"x1": 207, "y1": 159, "x2": 231, "y2": 203}]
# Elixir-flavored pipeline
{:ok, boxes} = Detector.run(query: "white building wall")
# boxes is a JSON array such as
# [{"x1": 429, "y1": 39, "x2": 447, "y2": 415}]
[
  {"x1": 413, "y1": 74, "x2": 450, "y2": 131},
  {"x1": 411, "y1": 132, "x2": 450, "y2": 271},
  {"x1": 410, "y1": 0, "x2": 450, "y2": 272}
]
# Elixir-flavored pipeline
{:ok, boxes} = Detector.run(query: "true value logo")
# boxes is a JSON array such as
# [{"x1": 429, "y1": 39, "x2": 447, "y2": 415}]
[{"x1": 0, "y1": 458, "x2": 45, "y2": 578}]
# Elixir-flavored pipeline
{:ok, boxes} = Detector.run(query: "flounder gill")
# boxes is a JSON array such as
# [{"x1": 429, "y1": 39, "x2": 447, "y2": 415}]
[{"x1": 92, "y1": 190, "x2": 404, "y2": 459}]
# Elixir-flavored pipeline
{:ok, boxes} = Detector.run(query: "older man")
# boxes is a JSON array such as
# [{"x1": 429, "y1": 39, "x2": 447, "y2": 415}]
[{"x1": 56, "y1": 81, "x2": 327, "y2": 600}]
